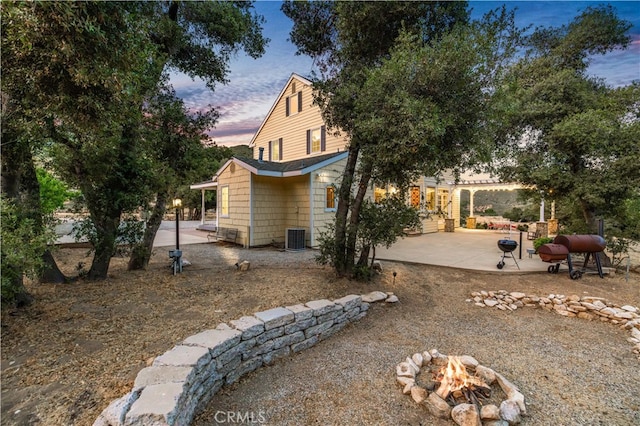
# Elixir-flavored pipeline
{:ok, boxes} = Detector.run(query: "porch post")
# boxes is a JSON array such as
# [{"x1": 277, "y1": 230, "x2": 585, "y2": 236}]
[
  {"x1": 200, "y1": 189, "x2": 205, "y2": 225},
  {"x1": 469, "y1": 189, "x2": 475, "y2": 217},
  {"x1": 539, "y1": 199, "x2": 545, "y2": 222}
]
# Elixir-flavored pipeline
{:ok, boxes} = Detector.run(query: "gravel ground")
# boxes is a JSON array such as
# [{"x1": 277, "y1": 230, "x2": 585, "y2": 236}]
[
  {"x1": 193, "y1": 253, "x2": 640, "y2": 426},
  {"x1": 1, "y1": 243, "x2": 639, "y2": 426}
]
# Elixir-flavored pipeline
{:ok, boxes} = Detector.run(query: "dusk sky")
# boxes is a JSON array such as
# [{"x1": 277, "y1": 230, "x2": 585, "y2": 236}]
[{"x1": 169, "y1": 1, "x2": 640, "y2": 147}]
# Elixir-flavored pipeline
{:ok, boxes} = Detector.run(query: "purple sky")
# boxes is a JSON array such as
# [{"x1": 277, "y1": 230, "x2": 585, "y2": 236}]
[{"x1": 170, "y1": 1, "x2": 640, "y2": 147}]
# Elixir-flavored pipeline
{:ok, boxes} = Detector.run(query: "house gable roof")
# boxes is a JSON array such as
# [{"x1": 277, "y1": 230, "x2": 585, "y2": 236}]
[
  {"x1": 234, "y1": 151, "x2": 347, "y2": 177},
  {"x1": 191, "y1": 150, "x2": 347, "y2": 189},
  {"x1": 248, "y1": 73, "x2": 313, "y2": 149}
]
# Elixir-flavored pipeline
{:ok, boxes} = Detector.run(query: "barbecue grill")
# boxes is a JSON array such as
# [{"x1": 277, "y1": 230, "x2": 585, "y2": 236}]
[
  {"x1": 496, "y1": 239, "x2": 519, "y2": 270},
  {"x1": 539, "y1": 234, "x2": 606, "y2": 279}
]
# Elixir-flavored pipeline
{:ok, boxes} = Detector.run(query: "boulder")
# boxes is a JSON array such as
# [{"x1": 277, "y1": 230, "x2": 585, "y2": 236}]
[{"x1": 451, "y1": 403, "x2": 482, "y2": 426}]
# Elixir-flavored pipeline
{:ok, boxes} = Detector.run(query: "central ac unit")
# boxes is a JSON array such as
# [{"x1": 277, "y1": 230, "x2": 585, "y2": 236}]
[{"x1": 286, "y1": 228, "x2": 306, "y2": 251}]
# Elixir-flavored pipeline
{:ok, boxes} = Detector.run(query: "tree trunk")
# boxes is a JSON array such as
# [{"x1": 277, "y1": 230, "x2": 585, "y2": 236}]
[
  {"x1": 40, "y1": 250, "x2": 67, "y2": 283},
  {"x1": 334, "y1": 145, "x2": 359, "y2": 276},
  {"x1": 128, "y1": 193, "x2": 168, "y2": 270},
  {"x1": 356, "y1": 244, "x2": 370, "y2": 267},
  {"x1": 580, "y1": 199, "x2": 598, "y2": 234},
  {"x1": 87, "y1": 215, "x2": 120, "y2": 280},
  {"x1": 344, "y1": 161, "x2": 373, "y2": 275},
  {"x1": 0, "y1": 127, "x2": 65, "y2": 302},
  {"x1": 189, "y1": 207, "x2": 202, "y2": 221},
  {"x1": 18, "y1": 149, "x2": 67, "y2": 284}
]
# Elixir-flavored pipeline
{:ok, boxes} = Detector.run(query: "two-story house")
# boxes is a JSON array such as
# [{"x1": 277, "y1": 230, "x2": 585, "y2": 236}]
[{"x1": 191, "y1": 73, "x2": 460, "y2": 248}]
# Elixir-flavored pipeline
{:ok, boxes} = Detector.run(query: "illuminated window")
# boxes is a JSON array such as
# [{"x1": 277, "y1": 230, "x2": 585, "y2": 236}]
[
  {"x1": 285, "y1": 91, "x2": 302, "y2": 116},
  {"x1": 220, "y1": 185, "x2": 229, "y2": 217},
  {"x1": 326, "y1": 185, "x2": 336, "y2": 210},
  {"x1": 270, "y1": 138, "x2": 282, "y2": 161},
  {"x1": 410, "y1": 186, "x2": 420, "y2": 208},
  {"x1": 437, "y1": 188, "x2": 449, "y2": 211},
  {"x1": 426, "y1": 187, "x2": 436, "y2": 210},
  {"x1": 374, "y1": 187, "x2": 387, "y2": 203},
  {"x1": 311, "y1": 128, "x2": 321, "y2": 152},
  {"x1": 307, "y1": 126, "x2": 325, "y2": 154}
]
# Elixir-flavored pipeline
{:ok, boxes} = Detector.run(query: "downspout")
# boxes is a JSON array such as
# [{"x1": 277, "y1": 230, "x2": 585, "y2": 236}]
[{"x1": 249, "y1": 174, "x2": 253, "y2": 248}]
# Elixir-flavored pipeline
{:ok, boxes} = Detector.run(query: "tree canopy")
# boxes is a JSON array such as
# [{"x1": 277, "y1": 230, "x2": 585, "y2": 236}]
[
  {"x1": 495, "y1": 5, "x2": 639, "y2": 235},
  {"x1": 1, "y1": 1, "x2": 267, "y2": 299},
  {"x1": 284, "y1": 1, "x2": 522, "y2": 277}
]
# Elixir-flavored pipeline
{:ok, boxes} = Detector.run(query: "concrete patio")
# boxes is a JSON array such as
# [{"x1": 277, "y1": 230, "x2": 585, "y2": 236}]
[
  {"x1": 58, "y1": 221, "x2": 550, "y2": 273},
  {"x1": 158, "y1": 224, "x2": 544, "y2": 273},
  {"x1": 375, "y1": 228, "x2": 545, "y2": 273}
]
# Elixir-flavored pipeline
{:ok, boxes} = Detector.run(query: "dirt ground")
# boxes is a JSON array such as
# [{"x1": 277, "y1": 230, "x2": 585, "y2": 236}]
[{"x1": 1, "y1": 243, "x2": 639, "y2": 426}]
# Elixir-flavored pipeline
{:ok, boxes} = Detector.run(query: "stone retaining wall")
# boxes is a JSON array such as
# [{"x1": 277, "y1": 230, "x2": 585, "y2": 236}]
[{"x1": 94, "y1": 292, "x2": 395, "y2": 426}]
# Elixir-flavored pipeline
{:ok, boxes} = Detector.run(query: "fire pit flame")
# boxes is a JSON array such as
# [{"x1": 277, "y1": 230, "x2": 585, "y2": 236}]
[
  {"x1": 397, "y1": 349, "x2": 526, "y2": 424},
  {"x1": 435, "y1": 356, "x2": 491, "y2": 406}
]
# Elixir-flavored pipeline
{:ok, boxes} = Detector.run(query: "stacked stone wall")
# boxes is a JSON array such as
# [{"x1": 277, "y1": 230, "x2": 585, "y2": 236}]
[{"x1": 94, "y1": 293, "x2": 390, "y2": 426}]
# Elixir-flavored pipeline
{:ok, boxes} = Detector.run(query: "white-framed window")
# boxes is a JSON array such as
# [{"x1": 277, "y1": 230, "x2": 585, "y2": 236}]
[
  {"x1": 269, "y1": 138, "x2": 282, "y2": 161},
  {"x1": 426, "y1": 187, "x2": 436, "y2": 210},
  {"x1": 325, "y1": 185, "x2": 337, "y2": 211},
  {"x1": 307, "y1": 126, "x2": 325, "y2": 154},
  {"x1": 220, "y1": 185, "x2": 229, "y2": 217},
  {"x1": 437, "y1": 188, "x2": 449, "y2": 212},
  {"x1": 285, "y1": 91, "x2": 302, "y2": 116}
]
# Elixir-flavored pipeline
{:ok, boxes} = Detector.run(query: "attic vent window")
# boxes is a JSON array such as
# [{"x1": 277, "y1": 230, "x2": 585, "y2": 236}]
[{"x1": 291, "y1": 82, "x2": 296, "y2": 93}]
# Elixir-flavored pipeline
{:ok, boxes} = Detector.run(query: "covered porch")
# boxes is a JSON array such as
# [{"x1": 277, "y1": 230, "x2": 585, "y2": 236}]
[{"x1": 189, "y1": 179, "x2": 218, "y2": 232}]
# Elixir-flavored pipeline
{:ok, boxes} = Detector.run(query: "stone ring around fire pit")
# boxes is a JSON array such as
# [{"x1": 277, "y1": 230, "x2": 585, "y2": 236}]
[{"x1": 396, "y1": 349, "x2": 526, "y2": 425}]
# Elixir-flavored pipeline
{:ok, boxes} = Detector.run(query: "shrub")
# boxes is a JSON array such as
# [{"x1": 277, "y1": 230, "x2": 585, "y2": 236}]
[
  {"x1": 533, "y1": 237, "x2": 554, "y2": 251},
  {"x1": 1, "y1": 198, "x2": 53, "y2": 306}
]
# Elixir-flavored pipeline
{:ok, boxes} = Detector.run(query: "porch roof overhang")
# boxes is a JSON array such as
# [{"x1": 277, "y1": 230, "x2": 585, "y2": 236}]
[{"x1": 189, "y1": 179, "x2": 218, "y2": 190}]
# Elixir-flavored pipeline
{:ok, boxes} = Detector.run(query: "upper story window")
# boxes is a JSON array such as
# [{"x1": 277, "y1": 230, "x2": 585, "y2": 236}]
[
  {"x1": 269, "y1": 138, "x2": 283, "y2": 161},
  {"x1": 285, "y1": 91, "x2": 303, "y2": 117},
  {"x1": 306, "y1": 126, "x2": 326, "y2": 155}
]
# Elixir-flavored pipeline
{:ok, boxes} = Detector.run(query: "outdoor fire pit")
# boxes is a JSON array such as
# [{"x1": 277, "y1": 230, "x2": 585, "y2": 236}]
[{"x1": 396, "y1": 349, "x2": 526, "y2": 425}]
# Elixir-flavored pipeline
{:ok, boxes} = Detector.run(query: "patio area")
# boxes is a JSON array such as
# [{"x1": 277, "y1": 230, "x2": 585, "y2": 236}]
[
  {"x1": 155, "y1": 224, "x2": 544, "y2": 273},
  {"x1": 375, "y1": 228, "x2": 545, "y2": 273},
  {"x1": 57, "y1": 221, "x2": 550, "y2": 273}
]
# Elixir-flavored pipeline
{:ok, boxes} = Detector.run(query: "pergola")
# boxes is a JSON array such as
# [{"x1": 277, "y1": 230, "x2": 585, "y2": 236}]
[
  {"x1": 448, "y1": 178, "x2": 526, "y2": 220},
  {"x1": 448, "y1": 178, "x2": 555, "y2": 234}
]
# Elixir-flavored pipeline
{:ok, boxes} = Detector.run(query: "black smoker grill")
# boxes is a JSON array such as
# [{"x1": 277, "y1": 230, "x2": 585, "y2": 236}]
[
  {"x1": 497, "y1": 239, "x2": 519, "y2": 270},
  {"x1": 539, "y1": 234, "x2": 606, "y2": 279}
]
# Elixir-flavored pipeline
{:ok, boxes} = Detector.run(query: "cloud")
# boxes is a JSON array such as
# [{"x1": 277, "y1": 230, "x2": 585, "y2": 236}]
[{"x1": 169, "y1": 1, "x2": 639, "y2": 149}]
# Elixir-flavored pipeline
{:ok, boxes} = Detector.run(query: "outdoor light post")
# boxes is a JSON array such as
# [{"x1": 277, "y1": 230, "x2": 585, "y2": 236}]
[
  {"x1": 169, "y1": 198, "x2": 182, "y2": 274},
  {"x1": 173, "y1": 198, "x2": 181, "y2": 250}
]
